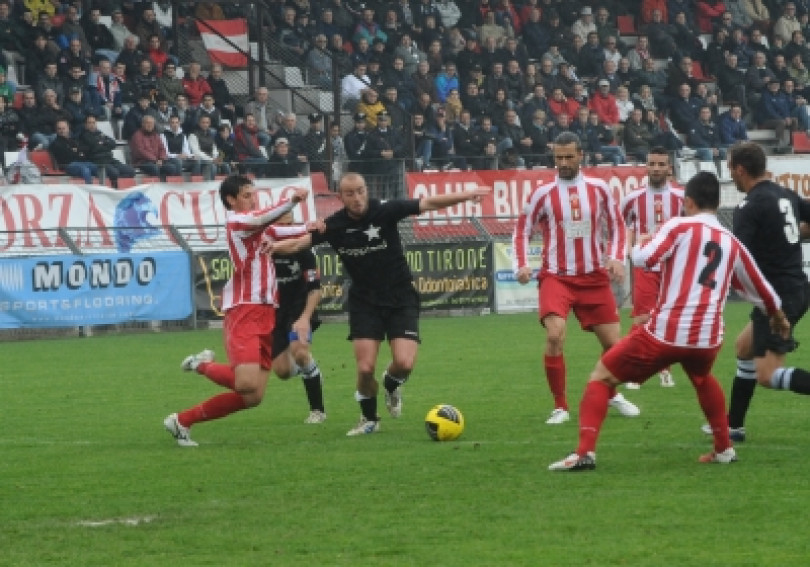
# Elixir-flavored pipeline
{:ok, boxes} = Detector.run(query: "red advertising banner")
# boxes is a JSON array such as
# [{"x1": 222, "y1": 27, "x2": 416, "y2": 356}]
[{"x1": 407, "y1": 167, "x2": 650, "y2": 227}]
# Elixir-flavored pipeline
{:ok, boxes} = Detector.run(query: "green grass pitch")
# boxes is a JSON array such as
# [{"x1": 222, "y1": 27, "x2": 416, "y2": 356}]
[{"x1": 3, "y1": 303, "x2": 810, "y2": 566}]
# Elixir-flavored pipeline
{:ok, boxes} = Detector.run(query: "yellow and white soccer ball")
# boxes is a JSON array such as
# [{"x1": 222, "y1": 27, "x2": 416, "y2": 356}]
[{"x1": 425, "y1": 404, "x2": 465, "y2": 441}]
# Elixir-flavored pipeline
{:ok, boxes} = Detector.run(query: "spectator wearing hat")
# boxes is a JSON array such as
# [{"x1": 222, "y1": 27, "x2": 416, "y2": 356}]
[
  {"x1": 267, "y1": 137, "x2": 305, "y2": 178},
  {"x1": 572, "y1": 6, "x2": 596, "y2": 43},
  {"x1": 367, "y1": 110, "x2": 405, "y2": 178},
  {"x1": 301, "y1": 113, "x2": 328, "y2": 173},
  {"x1": 589, "y1": 79, "x2": 620, "y2": 126},
  {"x1": 344, "y1": 111, "x2": 370, "y2": 173},
  {"x1": 78, "y1": 114, "x2": 135, "y2": 187},
  {"x1": 64, "y1": 85, "x2": 105, "y2": 133},
  {"x1": 233, "y1": 113, "x2": 270, "y2": 174}
]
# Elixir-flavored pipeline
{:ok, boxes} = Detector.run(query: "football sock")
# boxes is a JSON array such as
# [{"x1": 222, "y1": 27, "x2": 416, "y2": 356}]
[
  {"x1": 198, "y1": 362, "x2": 236, "y2": 390},
  {"x1": 544, "y1": 354, "x2": 567, "y2": 410},
  {"x1": 178, "y1": 392, "x2": 248, "y2": 427},
  {"x1": 576, "y1": 381, "x2": 611, "y2": 455},
  {"x1": 727, "y1": 359, "x2": 756, "y2": 428},
  {"x1": 355, "y1": 391, "x2": 378, "y2": 422},
  {"x1": 694, "y1": 375, "x2": 731, "y2": 452},
  {"x1": 301, "y1": 360, "x2": 324, "y2": 412},
  {"x1": 788, "y1": 369, "x2": 810, "y2": 394},
  {"x1": 771, "y1": 367, "x2": 810, "y2": 394},
  {"x1": 383, "y1": 370, "x2": 406, "y2": 394}
]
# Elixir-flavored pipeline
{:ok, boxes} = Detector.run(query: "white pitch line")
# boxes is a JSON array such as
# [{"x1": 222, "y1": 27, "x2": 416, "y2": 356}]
[{"x1": 77, "y1": 515, "x2": 156, "y2": 528}]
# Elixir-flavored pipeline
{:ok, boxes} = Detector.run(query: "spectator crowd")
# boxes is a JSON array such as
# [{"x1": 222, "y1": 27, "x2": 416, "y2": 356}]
[{"x1": 0, "y1": 0, "x2": 807, "y2": 184}]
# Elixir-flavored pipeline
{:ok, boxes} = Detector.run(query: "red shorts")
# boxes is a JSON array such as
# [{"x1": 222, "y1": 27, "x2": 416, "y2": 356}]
[
  {"x1": 631, "y1": 268, "x2": 661, "y2": 318},
  {"x1": 224, "y1": 303, "x2": 276, "y2": 369},
  {"x1": 601, "y1": 326, "x2": 721, "y2": 385},
  {"x1": 538, "y1": 271, "x2": 619, "y2": 331}
]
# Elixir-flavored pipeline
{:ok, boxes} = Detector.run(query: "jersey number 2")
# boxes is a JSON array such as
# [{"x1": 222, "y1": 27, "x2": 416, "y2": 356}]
[
  {"x1": 698, "y1": 241, "x2": 722, "y2": 290},
  {"x1": 779, "y1": 198, "x2": 800, "y2": 244}
]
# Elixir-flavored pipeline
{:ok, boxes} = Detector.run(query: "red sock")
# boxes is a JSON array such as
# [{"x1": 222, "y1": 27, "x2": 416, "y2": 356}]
[
  {"x1": 178, "y1": 392, "x2": 247, "y2": 427},
  {"x1": 694, "y1": 375, "x2": 731, "y2": 451},
  {"x1": 544, "y1": 354, "x2": 567, "y2": 410},
  {"x1": 576, "y1": 381, "x2": 611, "y2": 455},
  {"x1": 198, "y1": 362, "x2": 236, "y2": 390}
]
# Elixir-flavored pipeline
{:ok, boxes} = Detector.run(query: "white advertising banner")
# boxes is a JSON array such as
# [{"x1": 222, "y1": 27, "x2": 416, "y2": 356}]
[{"x1": 0, "y1": 178, "x2": 316, "y2": 253}]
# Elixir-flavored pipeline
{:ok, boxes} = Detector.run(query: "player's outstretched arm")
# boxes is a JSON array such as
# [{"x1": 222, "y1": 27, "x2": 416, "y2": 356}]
[
  {"x1": 266, "y1": 233, "x2": 314, "y2": 256},
  {"x1": 418, "y1": 186, "x2": 491, "y2": 212}
]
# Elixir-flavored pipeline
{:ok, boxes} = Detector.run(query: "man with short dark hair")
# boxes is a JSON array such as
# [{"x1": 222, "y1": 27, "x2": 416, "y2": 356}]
[
  {"x1": 78, "y1": 114, "x2": 135, "y2": 187},
  {"x1": 512, "y1": 132, "x2": 639, "y2": 425}
]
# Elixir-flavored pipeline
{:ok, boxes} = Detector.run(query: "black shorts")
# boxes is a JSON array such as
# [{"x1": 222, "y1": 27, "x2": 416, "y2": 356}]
[
  {"x1": 347, "y1": 286, "x2": 421, "y2": 342},
  {"x1": 750, "y1": 280, "x2": 809, "y2": 357},
  {"x1": 271, "y1": 302, "x2": 321, "y2": 360}
]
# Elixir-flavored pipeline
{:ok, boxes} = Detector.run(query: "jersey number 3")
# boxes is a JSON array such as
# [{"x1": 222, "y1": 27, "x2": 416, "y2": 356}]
[
  {"x1": 698, "y1": 241, "x2": 722, "y2": 290},
  {"x1": 779, "y1": 198, "x2": 800, "y2": 244}
]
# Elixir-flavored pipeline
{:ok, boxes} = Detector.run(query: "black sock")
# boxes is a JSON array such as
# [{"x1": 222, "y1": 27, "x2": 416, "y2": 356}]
[
  {"x1": 302, "y1": 372, "x2": 324, "y2": 412},
  {"x1": 728, "y1": 377, "x2": 757, "y2": 429},
  {"x1": 789, "y1": 368, "x2": 810, "y2": 395},
  {"x1": 383, "y1": 371, "x2": 404, "y2": 394},
  {"x1": 359, "y1": 397, "x2": 378, "y2": 421}
]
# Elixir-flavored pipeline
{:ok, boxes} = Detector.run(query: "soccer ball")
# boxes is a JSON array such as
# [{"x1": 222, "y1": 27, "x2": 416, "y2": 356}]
[{"x1": 425, "y1": 404, "x2": 465, "y2": 441}]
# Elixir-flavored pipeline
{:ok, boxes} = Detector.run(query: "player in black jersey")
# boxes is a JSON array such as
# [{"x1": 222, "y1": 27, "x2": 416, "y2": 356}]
[
  {"x1": 271, "y1": 172, "x2": 491, "y2": 436},
  {"x1": 703, "y1": 142, "x2": 810, "y2": 442},
  {"x1": 270, "y1": 211, "x2": 327, "y2": 424}
]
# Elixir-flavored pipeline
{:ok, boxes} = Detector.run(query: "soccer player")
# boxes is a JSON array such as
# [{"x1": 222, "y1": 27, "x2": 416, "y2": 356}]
[
  {"x1": 620, "y1": 147, "x2": 684, "y2": 388},
  {"x1": 701, "y1": 142, "x2": 810, "y2": 442},
  {"x1": 181, "y1": 211, "x2": 327, "y2": 424},
  {"x1": 512, "y1": 131, "x2": 640, "y2": 425},
  {"x1": 549, "y1": 171, "x2": 789, "y2": 471},
  {"x1": 163, "y1": 175, "x2": 309, "y2": 446},
  {"x1": 269, "y1": 172, "x2": 491, "y2": 436}
]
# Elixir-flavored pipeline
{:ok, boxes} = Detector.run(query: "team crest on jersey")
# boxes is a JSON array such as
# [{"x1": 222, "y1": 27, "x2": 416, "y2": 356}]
[
  {"x1": 570, "y1": 193, "x2": 582, "y2": 221},
  {"x1": 654, "y1": 200, "x2": 663, "y2": 224}
]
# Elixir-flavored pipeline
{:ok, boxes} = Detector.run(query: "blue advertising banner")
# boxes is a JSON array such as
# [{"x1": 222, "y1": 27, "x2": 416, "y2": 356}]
[{"x1": 0, "y1": 252, "x2": 192, "y2": 328}]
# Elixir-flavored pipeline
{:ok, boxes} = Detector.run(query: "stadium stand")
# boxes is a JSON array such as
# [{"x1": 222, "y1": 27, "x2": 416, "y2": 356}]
[{"x1": 0, "y1": 0, "x2": 802, "y2": 193}]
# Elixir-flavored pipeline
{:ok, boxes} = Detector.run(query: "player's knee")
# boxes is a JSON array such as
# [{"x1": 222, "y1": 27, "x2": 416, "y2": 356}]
[{"x1": 241, "y1": 390, "x2": 265, "y2": 407}]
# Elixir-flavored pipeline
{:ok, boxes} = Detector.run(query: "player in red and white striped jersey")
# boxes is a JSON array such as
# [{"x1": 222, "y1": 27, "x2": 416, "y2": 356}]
[
  {"x1": 163, "y1": 175, "x2": 310, "y2": 447},
  {"x1": 620, "y1": 148, "x2": 684, "y2": 387},
  {"x1": 512, "y1": 132, "x2": 639, "y2": 425},
  {"x1": 549, "y1": 171, "x2": 789, "y2": 471}
]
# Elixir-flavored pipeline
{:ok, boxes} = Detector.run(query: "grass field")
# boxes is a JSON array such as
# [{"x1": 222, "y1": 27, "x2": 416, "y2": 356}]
[{"x1": 3, "y1": 303, "x2": 810, "y2": 566}]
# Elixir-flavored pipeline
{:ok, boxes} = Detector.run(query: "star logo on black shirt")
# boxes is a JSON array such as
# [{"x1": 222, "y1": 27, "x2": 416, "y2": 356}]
[{"x1": 364, "y1": 224, "x2": 381, "y2": 240}]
